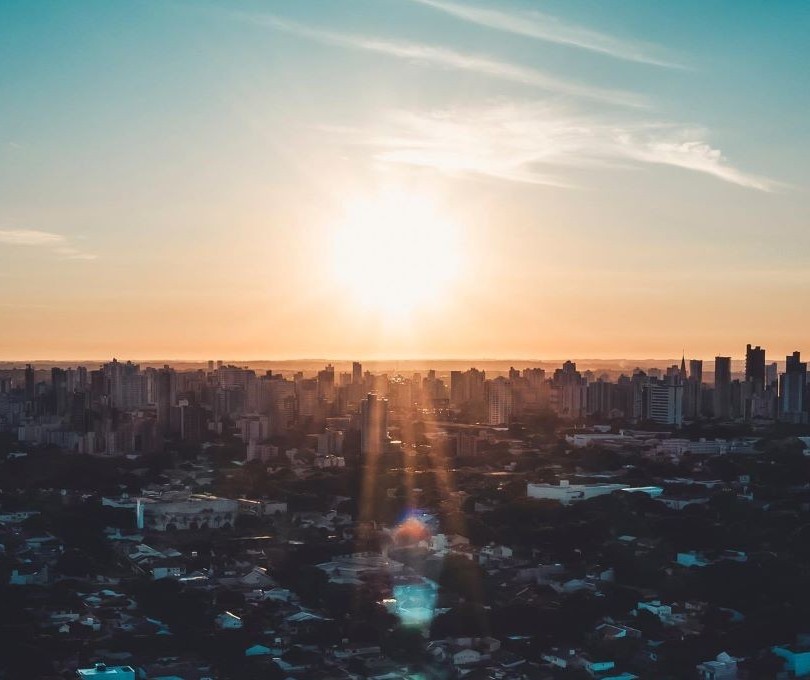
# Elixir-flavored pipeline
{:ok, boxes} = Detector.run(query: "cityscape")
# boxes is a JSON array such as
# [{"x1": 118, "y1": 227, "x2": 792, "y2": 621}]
[
  {"x1": 2, "y1": 0, "x2": 810, "y2": 679},
  {"x1": 2, "y1": 347, "x2": 810, "y2": 678}
]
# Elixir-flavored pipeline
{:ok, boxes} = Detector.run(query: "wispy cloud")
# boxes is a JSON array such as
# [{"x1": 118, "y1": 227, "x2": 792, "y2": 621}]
[
  {"x1": 241, "y1": 13, "x2": 645, "y2": 107},
  {"x1": 333, "y1": 103, "x2": 777, "y2": 191},
  {"x1": 408, "y1": 0, "x2": 683, "y2": 68},
  {"x1": 0, "y1": 229, "x2": 97, "y2": 260}
]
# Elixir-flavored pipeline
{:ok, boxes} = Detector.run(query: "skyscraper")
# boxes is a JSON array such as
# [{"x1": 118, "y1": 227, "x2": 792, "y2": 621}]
[
  {"x1": 296, "y1": 379, "x2": 319, "y2": 420},
  {"x1": 766, "y1": 362, "x2": 779, "y2": 388},
  {"x1": 24, "y1": 364, "x2": 35, "y2": 401},
  {"x1": 681, "y1": 359, "x2": 702, "y2": 420},
  {"x1": 352, "y1": 361, "x2": 362, "y2": 385},
  {"x1": 689, "y1": 359, "x2": 703, "y2": 384},
  {"x1": 486, "y1": 377, "x2": 513, "y2": 425},
  {"x1": 586, "y1": 379, "x2": 613, "y2": 417},
  {"x1": 643, "y1": 377, "x2": 684, "y2": 426},
  {"x1": 51, "y1": 367, "x2": 69, "y2": 417},
  {"x1": 155, "y1": 366, "x2": 175, "y2": 435},
  {"x1": 745, "y1": 344, "x2": 766, "y2": 392},
  {"x1": 713, "y1": 356, "x2": 732, "y2": 419},
  {"x1": 318, "y1": 364, "x2": 336, "y2": 402},
  {"x1": 551, "y1": 361, "x2": 586, "y2": 419},
  {"x1": 780, "y1": 351, "x2": 808, "y2": 424},
  {"x1": 360, "y1": 393, "x2": 388, "y2": 458}
]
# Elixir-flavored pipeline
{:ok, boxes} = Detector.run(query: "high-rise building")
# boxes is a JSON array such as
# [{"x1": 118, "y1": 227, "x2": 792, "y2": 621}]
[
  {"x1": 745, "y1": 344, "x2": 766, "y2": 392},
  {"x1": 103, "y1": 359, "x2": 146, "y2": 410},
  {"x1": 155, "y1": 366, "x2": 175, "y2": 435},
  {"x1": 643, "y1": 377, "x2": 684, "y2": 426},
  {"x1": 586, "y1": 379, "x2": 613, "y2": 417},
  {"x1": 682, "y1": 358, "x2": 704, "y2": 420},
  {"x1": 766, "y1": 362, "x2": 779, "y2": 388},
  {"x1": 24, "y1": 364, "x2": 35, "y2": 401},
  {"x1": 780, "y1": 351, "x2": 808, "y2": 424},
  {"x1": 352, "y1": 361, "x2": 362, "y2": 385},
  {"x1": 551, "y1": 361, "x2": 586, "y2": 419},
  {"x1": 51, "y1": 367, "x2": 69, "y2": 417},
  {"x1": 296, "y1": 379, "x2": 319, "y2": 420},
  {"x1": 486, "y1": 377, "x2": 513, "y2": 425},
  {"x1": 450, "y1": 371, "x2": 465, "y2": 407},
  {"x1": 689, "y1": 359, "x2": 703, "y2": 384},
  {"x1": 263, "y1": 375, "x2": 296, "y2": 433},
  {"x1": 713, "y1": 356, "x2": 732, "y2": 419},
  {"x1": 317, "y1": 364, "x2": 336, "y2": 402},
  {"x1": 360, "y1": 393, "x2": 388, "y2": 458}
]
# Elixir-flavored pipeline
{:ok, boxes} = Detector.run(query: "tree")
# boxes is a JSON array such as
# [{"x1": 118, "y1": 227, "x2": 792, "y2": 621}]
[
  {"x1": 384, "y1": 626, "x2": 426, "y2": 664},
  {"x1": 437, "y1": 554, "x2": 486, "y2": 604}
]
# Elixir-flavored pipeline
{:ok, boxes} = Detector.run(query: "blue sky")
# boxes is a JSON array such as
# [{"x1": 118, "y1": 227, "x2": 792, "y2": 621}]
[{"x1": 0, "y1": 1, "x2": 808, "y2": 359}]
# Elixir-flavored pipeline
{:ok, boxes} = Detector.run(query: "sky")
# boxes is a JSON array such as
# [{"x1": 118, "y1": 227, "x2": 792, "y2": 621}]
[{"x1": 0, "y1": 0, "x2": 808, "y2": 361}]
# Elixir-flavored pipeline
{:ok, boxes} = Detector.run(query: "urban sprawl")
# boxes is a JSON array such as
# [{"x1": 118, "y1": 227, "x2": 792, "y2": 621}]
[{"x1": 2, "y1": 345, "x2": 810, "y2": 679}]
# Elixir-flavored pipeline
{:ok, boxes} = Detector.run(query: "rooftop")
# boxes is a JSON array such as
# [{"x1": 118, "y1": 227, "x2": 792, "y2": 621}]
[{"x1": 77, "y1": 664, "x2": 135, "y2": 678}]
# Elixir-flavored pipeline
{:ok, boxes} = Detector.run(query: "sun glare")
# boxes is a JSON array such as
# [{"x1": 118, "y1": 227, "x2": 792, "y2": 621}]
[{"x1": 331, "y1": 191, "x2": 462, "y2": 317}]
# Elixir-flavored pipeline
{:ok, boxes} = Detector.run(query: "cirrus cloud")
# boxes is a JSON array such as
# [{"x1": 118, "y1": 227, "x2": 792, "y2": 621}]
[
  {"x1": 407, "y1": 0, "x2": 683, "y2": 68},
  {"x1": 339, "y1": 103, "x2": 778, "y2": 191},
  {"x1": 239, "y1": 13, "x2": 645, "y2": 108},
  {"x1": 0, "y1": 229, "x2": 97, "y2": 260}
]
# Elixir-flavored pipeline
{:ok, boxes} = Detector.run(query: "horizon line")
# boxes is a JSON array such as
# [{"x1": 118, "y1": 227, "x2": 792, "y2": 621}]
[{"x1": 0, "y1": 355, "x2": 784, "y2": 364}]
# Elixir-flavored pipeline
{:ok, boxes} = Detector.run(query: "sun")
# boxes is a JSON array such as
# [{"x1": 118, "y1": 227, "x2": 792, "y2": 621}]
[{"x1": 331, "y1": 191, "x2": 462, "y2": 316}]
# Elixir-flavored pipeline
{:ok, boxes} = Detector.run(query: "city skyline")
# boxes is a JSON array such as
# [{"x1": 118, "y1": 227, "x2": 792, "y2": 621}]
[
  {"x1": 1, "y1": 1, "x2": 809, "y2": 360},
  {"x1": 3, "y1": 4, "x2": 810, "y2": 677}
]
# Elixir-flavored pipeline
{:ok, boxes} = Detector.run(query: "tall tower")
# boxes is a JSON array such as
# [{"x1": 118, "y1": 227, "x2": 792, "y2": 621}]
[
  {"x1": 360, "y1": 393, "x2": 388, "y2": 458},
  {"x1": 745, "y1": 344, "x2": 766, "y2": 393},
  {"x1": 352, "y1": 361, "x2": 362, "y2": 385},
  {"x1": 689, "y1": 359, "x2": 703, "y2": 384},
  {"x1": 713, "y1": 356, "x2": 732, "y2": 419},
  {"x1": 683, "y1": 359, "x2": 704, "y2": 420},
  {"x1": 155, "y1": 366, "x2": 175, "y2": 436},
  {"x1": 486, "y1": 377, "x2": 513, "y2": 425},
  {"x1": 780, "y1": 351, "x2": 808, "y2": 424},
  {"x1": 24, "y1": 364, "x2": 35, "y2": 401}
]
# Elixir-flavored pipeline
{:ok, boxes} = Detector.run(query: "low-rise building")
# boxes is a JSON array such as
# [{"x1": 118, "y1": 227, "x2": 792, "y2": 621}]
[
  {"x1": 136, "y1": 493, "x2": 238, "y2": 531},
  {"x1": 696, "y1": 651, "x2": 739, "y2": 679},
  {"x1": 527, "y1": 481, "x2": 662, "y2": 505},
  {"x1": 76, "y1": 664, "x2": 136, "y2": 679}
]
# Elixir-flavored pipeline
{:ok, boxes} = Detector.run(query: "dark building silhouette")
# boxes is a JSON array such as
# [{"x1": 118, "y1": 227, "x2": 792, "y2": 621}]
[
  {"x1": 352, "y1": 361, "x2": 362, "y2": 385},
  {"x1": 683, "y1": 359, "x2": 704, "y2": 419},
  {"x1": 24, "y1": 363, "x2": 35, "y2": 401},
  {"x1": 155, "y1": 366, "x2": 175, "y2": 435},
  {"x1": 713, "y1": 356, "x2": 731, "y2": 419},
  {"x1": 780, "y1": 351, "x2": 808, "y2": 424},
  {"x1": 51, "y1": 367, "x2": 68, "y2": 417},
  {"x1": 745, "y1": 344, "x2": 766, "y2": 392}
]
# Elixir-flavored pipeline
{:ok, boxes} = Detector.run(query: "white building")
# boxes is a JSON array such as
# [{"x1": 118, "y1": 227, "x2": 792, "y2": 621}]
[
  {"x1": 527, "y1": 481, "x2": 661, "y2": 505},
  {"x1": 77, "y1": 664, "x2": 136, "y2": 679},
  {"x1": 565, "y1": 433, "x2": 633, "y2": 448},
  {"x1": 696, "y1": 651, "x2": 739, "y2": 680},
  {"x1": 527, "y1": 481, "x2": 624, "y2": 505},
  {"x1": 644, "y1": 379, "x2": 683, "y2": 426},
  {"x1": 136, "y1": 493, "x2": 238, "y2": 531}
]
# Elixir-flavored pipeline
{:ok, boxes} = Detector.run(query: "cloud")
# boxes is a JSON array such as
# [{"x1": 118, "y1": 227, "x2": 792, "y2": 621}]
[
  {"x1": 334, "y1": 103, "x2": 777, "y2": 191},
  {"x1": 0, "y1": 229, "x2": 65, "y2": 246},
  {"x1": 408, "y1": 0, "x2": 683, "y2": 68},
  {"x1": 0, "y1": 229, "x2": 97, "y2": 260},
  {"x1": 243, "y1": 13, "x2": 644, "y2": 107}
]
